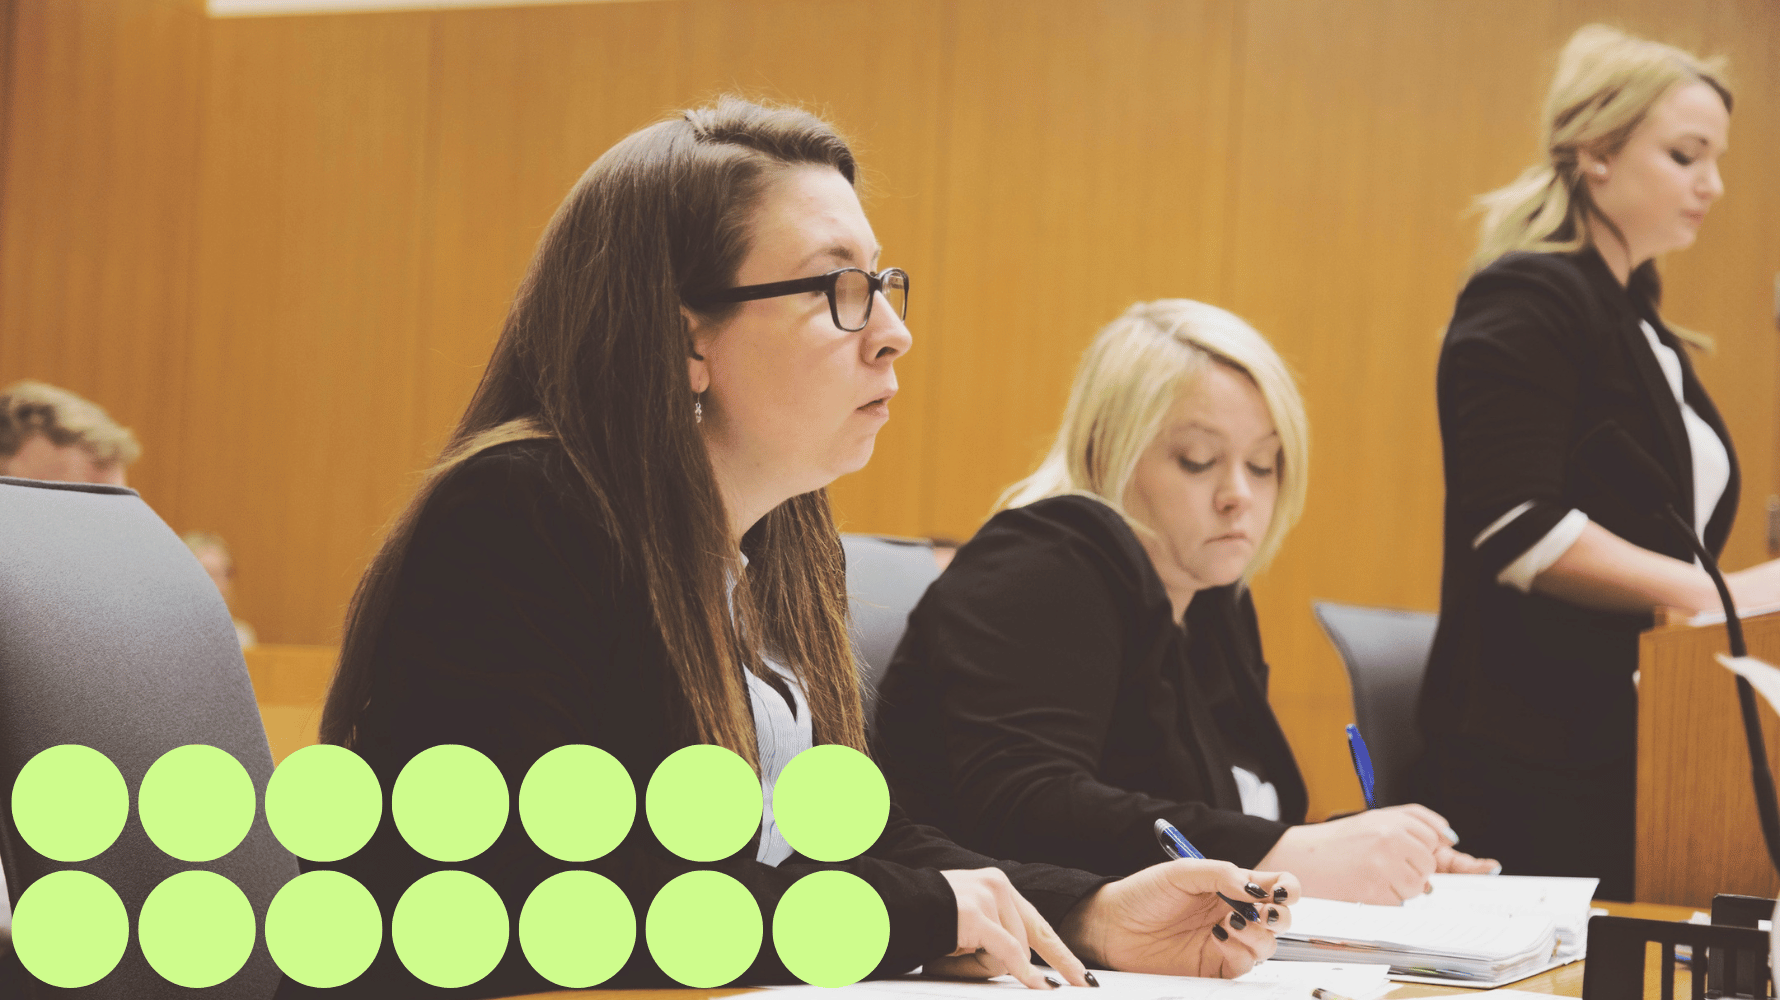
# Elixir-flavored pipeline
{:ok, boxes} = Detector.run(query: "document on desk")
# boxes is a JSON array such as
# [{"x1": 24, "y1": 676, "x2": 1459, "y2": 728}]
[
  {"x1": 763, "y1": 962, "x2": 1389, "y2": 1000},
  {"x1": 1271, "y1": 874, "x2": 1598, "y2": 988}
]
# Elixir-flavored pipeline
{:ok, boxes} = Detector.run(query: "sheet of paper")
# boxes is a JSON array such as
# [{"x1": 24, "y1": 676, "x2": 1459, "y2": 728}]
[
  {"x1": 765, "y1": 971, "x2": 1352, "y2": 1000},
  {"x1": 1689, "y1": 600, "x2": 1780, "y2": 628},
  {"x1": 1233, "y1": 962, "x2": 1391, "y2": 999},
  {"x1": 1718, "y1": 654, "x2": 1780, "y2": 716}
]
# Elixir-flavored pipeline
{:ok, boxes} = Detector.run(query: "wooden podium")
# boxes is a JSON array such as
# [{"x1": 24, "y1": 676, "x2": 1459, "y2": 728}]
[{"x1": 1636, "y1": 607, "x2": 1780, "y2": 906}]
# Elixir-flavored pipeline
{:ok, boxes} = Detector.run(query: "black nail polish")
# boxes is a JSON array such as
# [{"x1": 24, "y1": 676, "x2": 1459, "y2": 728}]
[
  {"x1": 1273, "y1": 886, "x2": 1288, "y2": 902},
  {"x1": 1211, "y1": 923, "x2": 1229, "y2": 941},
  {"x1": 1084, "y1": 972, "x2": 1100, "y2": 988},
  {"x1": 1244, "y1": 882, "x2": 1267, "y2": 899},
  {"x1": 1216, "y1": 892, "x2": 1261, "y2": 922},
  {"x1": 1267, "y1": 906, "x2": 1279, "y2": 925},
  {"x1": 1045, "y1": 977, "x2": 1063, "y2": 989},
  {"x1": 1230, "y1": 912, "x2": 1247, "y2": 931}
]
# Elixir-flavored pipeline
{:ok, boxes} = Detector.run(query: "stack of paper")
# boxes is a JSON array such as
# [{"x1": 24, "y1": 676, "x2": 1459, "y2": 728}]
[{"x1": 1272, "y1": 874, "x2": 1598, "y2": 987}]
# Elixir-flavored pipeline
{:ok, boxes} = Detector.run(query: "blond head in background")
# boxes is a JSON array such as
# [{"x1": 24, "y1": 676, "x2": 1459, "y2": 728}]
[{"x1": 0, "y1": 379, "x2": 140, "y2": 486}]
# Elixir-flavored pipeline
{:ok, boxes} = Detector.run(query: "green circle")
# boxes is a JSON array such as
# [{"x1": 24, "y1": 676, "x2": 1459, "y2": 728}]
[
  {"x1": 772, "y1": 745, "x2": 889, "y2": 862},
  {"x1": 392, "y1": 870, "x2": 508, "y2": 988},
  {"x1": 645, "y1": 870, "x2": 762, "y2": 987},
  {"x1": 519, "y1": 870, "x2": 635, "y2": 987},
  {"x1": 11, "y1": 870, "x2": 129, "y2": 987},
  {"x1": 392, "y1": 744, "x2": 509, "y2": 863},
  {"x1": 11, "y1": 745, "x2": 128, "y2": 863},
  {"x1": 773, "y1": 871, "x2": 889, "y2": 987},
  {"x1": 266, "y1": 744, "x2": 382, "y2": 862},
  {"x1": 520, "y1": 745, "x2": 635, "y2": 862},
  {"x1": 138, "y1": 744, "x2": 256, "y2": 863},
  {"x1": 139, "y1": 870, "x2": 256, "y2": 988},
  {"x1": 266, "y1": 871, "x2": 382, "y2": 988},
  {"x1": 645, "y1": 745, "x2": 760, "y2": 862}
]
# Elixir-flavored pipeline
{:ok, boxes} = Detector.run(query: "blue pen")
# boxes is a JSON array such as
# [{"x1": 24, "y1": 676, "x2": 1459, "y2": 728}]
[
  {"x1": 1151, "y1": 818, "x2": 1263, "y2": 922},
  {"x1": 1345, "y1": 723, "x2": 1378, "y2": 810},
  {"x1": 1345, "y1": 723, "x2": 1469, "y2": 853}
]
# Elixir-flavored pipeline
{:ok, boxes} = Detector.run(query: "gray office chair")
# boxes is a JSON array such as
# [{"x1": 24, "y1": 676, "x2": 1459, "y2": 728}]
[
  {"x1": 0, "y1": 477, "x2": 298, "y2": 999},
  {"x1": 840, "y1": 534, "x2": 943, "y2": 724},
  {"x1": 1312, "y1": 601, "x2": 1439, "y2": 808}
]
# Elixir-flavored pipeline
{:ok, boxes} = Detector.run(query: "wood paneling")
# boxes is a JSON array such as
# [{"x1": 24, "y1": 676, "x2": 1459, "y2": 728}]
[
  {"x1": 1637, "y1": 611, "x2": 1780, "y2": 907},
  {"x1": 3, "y1": 0, "x2": 1777, "y2": 827},
  {"x1": 244, "y1": 643, "x2": 336, "y2": 763}
]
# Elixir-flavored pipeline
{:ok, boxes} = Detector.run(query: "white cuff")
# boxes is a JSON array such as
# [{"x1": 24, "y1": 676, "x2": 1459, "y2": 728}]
[
  {"x1": 1473, "y1": 500, "x2": 1536, "y2": 549},
  {"x1": 1495, "y1": 509, "x2": 1589, "y2": 592}
]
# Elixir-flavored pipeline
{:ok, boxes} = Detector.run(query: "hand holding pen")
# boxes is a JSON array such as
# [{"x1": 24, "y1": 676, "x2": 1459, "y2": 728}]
[{"x1": 1053, "y1": 818, "x2": 1299, "y2": 978}]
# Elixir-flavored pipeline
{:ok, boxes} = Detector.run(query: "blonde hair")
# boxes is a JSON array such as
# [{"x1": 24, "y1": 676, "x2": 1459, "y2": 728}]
[
  {"x1": 0, "y1": 380, "x2": 141, "y2": 467},
  {"x1": 1000, "y1": 299, "x2": 1308, "y2": 587},
  {"x1": 1469, "y1": 24, "x2": 1730, "y2": 346},
  {"x1": 183, "y1": 530, "x2": 233, "y2": 568}
]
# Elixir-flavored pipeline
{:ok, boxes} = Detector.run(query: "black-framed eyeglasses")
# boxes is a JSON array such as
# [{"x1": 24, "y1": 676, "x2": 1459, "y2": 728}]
[{"x1": 688, "y1": 267, "x2": 909, "y2": 332}]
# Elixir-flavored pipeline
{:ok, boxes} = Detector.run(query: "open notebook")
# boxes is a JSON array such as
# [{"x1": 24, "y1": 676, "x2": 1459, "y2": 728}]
[{"x1": 1272, "y1": 873, "x2": 1599, "y2": 988}]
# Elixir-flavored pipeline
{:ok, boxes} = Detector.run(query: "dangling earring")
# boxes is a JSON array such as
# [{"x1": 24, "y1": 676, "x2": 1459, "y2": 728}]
[{"x1": 695, "y1": 394, "x2": 703, "y2": 424}]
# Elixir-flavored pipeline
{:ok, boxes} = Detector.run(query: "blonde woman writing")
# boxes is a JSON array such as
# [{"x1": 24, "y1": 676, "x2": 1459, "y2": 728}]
[{"x1": 878, "y1": 300, "x2": 1495, "y2": 907}]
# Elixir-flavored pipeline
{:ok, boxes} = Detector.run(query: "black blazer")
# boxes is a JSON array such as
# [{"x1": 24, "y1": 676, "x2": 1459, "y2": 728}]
[
  {"x1": 1419, "y1": 247, "x2": 1739, "y2": 770},
  {"x1": 876, "y1": 494, "x2": 1308, "y2": 877},
  {"x1": 289, "y1": 440, "x2": 1109, "y2": 998}
]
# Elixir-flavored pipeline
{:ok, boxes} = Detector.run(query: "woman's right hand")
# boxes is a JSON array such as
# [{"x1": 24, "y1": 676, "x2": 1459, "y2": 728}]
[
  {"x1": 926, "y1": 868, "x2": 1094, "y2": 989},
  {"x1": 1257, "y1": 804, "x2": 1490, "y2": 905}
]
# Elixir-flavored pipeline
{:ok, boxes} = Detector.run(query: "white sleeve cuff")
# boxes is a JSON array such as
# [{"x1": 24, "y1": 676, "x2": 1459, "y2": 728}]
[
  {"x1": 1494, "y1": 508, "x2": 1589, "y2": 592},
  {"x1": 1473, "y1": 499, "x2": 1536, "y2": 549}
]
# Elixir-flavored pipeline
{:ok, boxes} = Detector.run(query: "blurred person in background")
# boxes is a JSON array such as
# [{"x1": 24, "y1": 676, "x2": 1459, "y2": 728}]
[
  {"x1": 0, "y1": 379, "x2": 139, "y2": 486},
  {"x1": 183, "y1": 530, "x2": 259, "y2": 649}
]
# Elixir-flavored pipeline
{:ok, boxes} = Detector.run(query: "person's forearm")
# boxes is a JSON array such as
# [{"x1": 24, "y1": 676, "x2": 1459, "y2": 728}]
[{"x1": 1530, "y1": 522, "x2": 1717, "y2": 614}]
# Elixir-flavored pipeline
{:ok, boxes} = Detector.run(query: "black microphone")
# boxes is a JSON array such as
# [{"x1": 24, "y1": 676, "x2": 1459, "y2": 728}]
[{"x1": 1573, "y1": 421, "x2": 1780, "y2": 873}]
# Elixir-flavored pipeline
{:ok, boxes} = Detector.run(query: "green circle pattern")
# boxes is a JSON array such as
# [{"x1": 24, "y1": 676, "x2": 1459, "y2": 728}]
[
  {"x1": 11, "y1": 870, "x2": 129, "y2": 988},
  {"x1": 393, "y1": 744, "x2": 509, "y2": 863},
  {"x1": 267, "y1": 744, "x2": 382, "y2": 862},
  {"x1": 774, "y1": 871, "x2": 890, "y2": 987},
  {"x1": 645, "y1": 745, "x2": 761, "y2": 862},
  {"x1": 267, "y1": 871, "x2": 383, "y2": 988},
  {"x1": 772, "y1": 745, "x2": 890, "y2": 862},
  {"x1": 520, "y1": 744, "x2": 634, "y2": 862},
  {"x1": 139, "y1": 870, "x2": 257, "y2": 988},
  {"x1": 11, "y1": 745, "x2": 129, "y2": 863},
  {"x1": 520, "y1": 870, "x2": 636, "y2": 987},
  {"x1": 393, "y1": 870, "x2": 509, "y2": 988},
  {"x1": 8, "y1": 741, "x2": 902, "y2": 990},
  {"x1": 138, "y1": 744, "x2": 256, "y2": 863},
  {"x1": 646, "y1": 870, "x2": 762, "y2": 987}
]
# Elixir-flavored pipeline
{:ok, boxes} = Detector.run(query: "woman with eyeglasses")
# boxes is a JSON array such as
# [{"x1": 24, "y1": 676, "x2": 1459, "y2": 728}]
[
  {"x1": 1419, "y1": 25, "x2": 1780, "y2": 901},
  {"x1": 876, "y1": 300, "x2": 1498, "y2": 907},
  {"x1": 304, "y1": 98, "x2": 1295, "y2": 998}
]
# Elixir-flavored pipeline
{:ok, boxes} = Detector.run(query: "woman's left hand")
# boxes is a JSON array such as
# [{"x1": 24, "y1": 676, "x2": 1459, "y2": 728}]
[{"x1": 1058, "y1": 860, "x2": 1297, "y2": 979}]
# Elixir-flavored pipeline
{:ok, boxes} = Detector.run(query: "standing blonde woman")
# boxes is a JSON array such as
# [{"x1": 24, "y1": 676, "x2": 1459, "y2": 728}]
[
  {"x1": 878, "y1": 300, "x2": 1495, "y2": 907},
  {"x1": 1418, "y1": 25, "x2": 1780, "y2": 900}
]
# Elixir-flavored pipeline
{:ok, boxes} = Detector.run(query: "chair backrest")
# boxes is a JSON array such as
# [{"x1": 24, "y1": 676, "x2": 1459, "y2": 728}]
[
  {"x1": 840, "y1": 534, "x2": 942, "y2": 724},
  {"x1": 0, "y1": 477, "x2": 298, "y2": 999},
  {"x1": 1312, "y1": 601, "x2": 1438, "y2": 808}
]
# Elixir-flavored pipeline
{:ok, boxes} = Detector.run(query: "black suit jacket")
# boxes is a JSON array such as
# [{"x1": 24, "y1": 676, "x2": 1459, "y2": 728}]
[
  {"x1": 876, "y1": 494, "x2": 1308, "y2": 877},
  {"x1": 1419, "y1": 247, "x2": 1739, "y2": 771},
  {"x1": 286, "y1": 440, "x2": 1109, "y2": 998}
]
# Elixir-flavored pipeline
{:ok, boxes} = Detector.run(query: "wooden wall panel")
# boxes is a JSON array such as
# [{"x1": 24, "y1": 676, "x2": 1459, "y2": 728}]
[
  {"x1": 183, "y1": 12, "x2": 435, "y2": 643},
  {"x1": 925, "y1": 0, "x2": 1240, "y2": 536},
  {"x1": 0, "y1": 0, "x2": 205, "y2": 513},
  {"x1": 3, "y1": 0, "x2": 1776, "y2": 829}
]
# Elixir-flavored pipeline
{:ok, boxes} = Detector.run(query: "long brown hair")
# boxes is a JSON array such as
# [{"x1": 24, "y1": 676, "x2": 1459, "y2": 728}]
[{"x1": 320, "y1": 97, "x2": 868, "y2": 766}]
